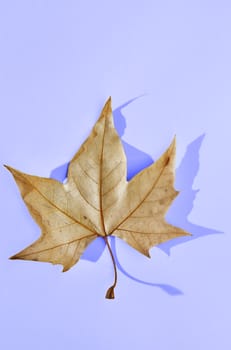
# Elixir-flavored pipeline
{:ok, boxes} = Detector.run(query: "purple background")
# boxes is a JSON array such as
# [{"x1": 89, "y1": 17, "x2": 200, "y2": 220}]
[{"x1": 0, "y1": 1, "x2": 230, "y2": 349}]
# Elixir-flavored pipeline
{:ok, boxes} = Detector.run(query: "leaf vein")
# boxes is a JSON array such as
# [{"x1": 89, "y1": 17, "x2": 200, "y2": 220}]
[
  {"x1": 18, "y1": 233, "x2": 96, "y2": 258},
  {"x1": 110, "y1": 155, "x2": 172, "y2": 233},
  {"x1": 22, "y1": 174, "x2": 96, "y2": 234},
  {"x1": 77, "y1": 161, "x2": 98, "y2": 184},
  {"x1": 103, "y1": 172, "x2": 124, "y2": 196}
]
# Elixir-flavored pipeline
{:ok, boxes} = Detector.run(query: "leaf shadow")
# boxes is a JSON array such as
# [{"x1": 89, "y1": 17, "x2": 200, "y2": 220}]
[
  {"x1": 50, "y1": 97, "x2": 221, "y2": 296},
  {"x1": 109, "y1": 236, "x2": 183, "y2": 295},
  {"x1": 159, "y1": 134, "x2": 221, "y2": 254}
]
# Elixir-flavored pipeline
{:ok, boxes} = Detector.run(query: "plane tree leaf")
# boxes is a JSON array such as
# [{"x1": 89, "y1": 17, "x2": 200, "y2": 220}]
[{"x1": 5, "y1": 97, "x2": 190, "y2": 298}]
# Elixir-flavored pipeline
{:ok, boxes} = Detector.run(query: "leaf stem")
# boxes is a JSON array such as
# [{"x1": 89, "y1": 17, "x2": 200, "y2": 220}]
[{"x1": 104, "y1": 236, "x2": 117, "y2": 299}]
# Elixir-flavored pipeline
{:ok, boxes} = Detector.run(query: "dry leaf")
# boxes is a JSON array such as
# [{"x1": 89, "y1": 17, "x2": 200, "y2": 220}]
[{"x1": 5, "y1": 97, "x2": 190, "y2": 299}]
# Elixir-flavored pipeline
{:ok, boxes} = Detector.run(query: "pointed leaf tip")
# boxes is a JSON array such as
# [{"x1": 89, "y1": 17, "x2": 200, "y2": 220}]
[
  {"x1": 4, "y1": 165, "x2": 18, "y2": 176},
  {"x1": 105, "y1": 96, "x2": 112, "y2": 109},
  {"x1": 98, "y1": 97, "x2": 112, "y2": 123},
  {"x1": 62, "y1": 265, "x2": 70, "y2": 272},
  {"x1": 4, "y1": 164, "x2": 11, "y2": 171},
  {"x1": 146, "y1": 251, "x2": 151, "y2": 258},
  {"x1": 9, "y1": 254, "x2": 18, "y2": 260},
  {"x1": 172, "y1": 135, "x2": 177, "y2": 148}
]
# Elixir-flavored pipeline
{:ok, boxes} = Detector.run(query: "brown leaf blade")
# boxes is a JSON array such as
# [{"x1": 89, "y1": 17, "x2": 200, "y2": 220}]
[
  {"x1": 67, "y1": 97, "x2": 127, "y2": 235},
  {"x1": 5, "y1": 97, "x2": 128, "y2": 272},
  {"x1": 112, "y1": 137, "x2": 191, "y2": 256},
  {"x1": 5, "y1": 97, "x2": 192, "y2": 297},
  {"x1": 5, "y1": 166, "x2": 97, "y2": 271}
]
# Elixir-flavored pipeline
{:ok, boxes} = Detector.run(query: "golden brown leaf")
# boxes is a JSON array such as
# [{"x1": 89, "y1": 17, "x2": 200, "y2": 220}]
[{"x1": 5, "y1": 97, "x2": 190, "y2": 298}]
